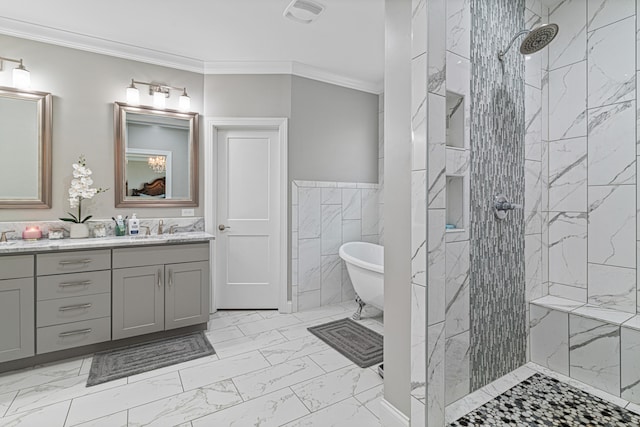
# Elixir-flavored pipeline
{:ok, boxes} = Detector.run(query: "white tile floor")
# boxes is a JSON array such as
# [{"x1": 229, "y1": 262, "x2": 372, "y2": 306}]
[{"x1": 0, "y1": 301, "x2": 384, "y2": 427}]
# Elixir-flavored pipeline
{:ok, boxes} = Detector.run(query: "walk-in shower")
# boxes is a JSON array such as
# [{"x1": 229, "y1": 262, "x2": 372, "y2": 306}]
[{"x1": 497, "y1": 23, "x2": 559, "y2": 61}]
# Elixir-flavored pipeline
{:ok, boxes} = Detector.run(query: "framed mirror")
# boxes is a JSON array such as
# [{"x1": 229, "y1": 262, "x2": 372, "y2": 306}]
[
  {"x1": 0, "y1": 86, "x2": 52, "y2": 208},
  {"x1": 114, "y1": 102, "x2": 198, "y2": 207}
]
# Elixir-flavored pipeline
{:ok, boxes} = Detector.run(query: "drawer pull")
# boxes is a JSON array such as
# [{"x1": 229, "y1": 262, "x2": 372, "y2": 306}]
[
  {"x1": 59, "y1": 259, "x2": 93, "y2": 266},
  {"x1": 59, "y1": 303, "x2": 93, "y2": 312},
  {"x1": 168, "y1": 269, "x2": 173, "y2": 287},
  {"x1": 157, "y1": 269, "x2": 162, "y2": 288},
  {"x1": 59, "y1": 280, "x2": 92, "y2": 288},
  {"x1": 58, "y1": 328, "x2": 92, "y2": 337}
]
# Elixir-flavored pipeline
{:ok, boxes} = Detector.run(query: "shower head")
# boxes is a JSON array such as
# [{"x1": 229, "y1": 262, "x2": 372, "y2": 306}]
[{"x1": 498, "y1": 23, "x2": 559, "y2": 62}]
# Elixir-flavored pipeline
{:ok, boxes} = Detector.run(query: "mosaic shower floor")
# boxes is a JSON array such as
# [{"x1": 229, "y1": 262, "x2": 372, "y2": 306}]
[{"x1": 448, "y1": 373, "x2": 640, "y2": 426}]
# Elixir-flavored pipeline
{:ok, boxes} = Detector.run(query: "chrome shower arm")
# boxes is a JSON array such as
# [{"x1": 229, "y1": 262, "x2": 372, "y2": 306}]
[{"x1": 498, "y1": 29, "x2": 529, "y2": 61}]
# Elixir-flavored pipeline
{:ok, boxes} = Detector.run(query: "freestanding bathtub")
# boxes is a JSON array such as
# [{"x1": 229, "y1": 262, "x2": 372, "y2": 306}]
[{"x1": 339, "y1": 241, "x2": 384, "y2": 320}]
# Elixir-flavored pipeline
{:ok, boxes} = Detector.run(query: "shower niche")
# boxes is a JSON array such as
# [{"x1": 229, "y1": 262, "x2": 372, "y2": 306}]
[{"x1": 446, "y1": 91, "x2": 465, "y2": 149}]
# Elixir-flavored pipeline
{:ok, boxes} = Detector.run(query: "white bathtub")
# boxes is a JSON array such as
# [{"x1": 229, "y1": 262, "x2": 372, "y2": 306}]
[{"x1": 339, "y1": 242, "x2": 384, "y2": 313}]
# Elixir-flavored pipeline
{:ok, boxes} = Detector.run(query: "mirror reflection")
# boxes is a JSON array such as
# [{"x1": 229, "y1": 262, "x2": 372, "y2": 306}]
[
  {"x1": 0, "y1": 86, "x2": 52, "y2": 208},
  {"x1": 114, "y1": 103, "x2": 198, "y2": 207}
]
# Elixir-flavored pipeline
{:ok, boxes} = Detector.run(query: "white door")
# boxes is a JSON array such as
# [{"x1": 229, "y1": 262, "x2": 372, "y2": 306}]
[{"x1": 216, "y1": 129, "x2": 281, "y2": 309}]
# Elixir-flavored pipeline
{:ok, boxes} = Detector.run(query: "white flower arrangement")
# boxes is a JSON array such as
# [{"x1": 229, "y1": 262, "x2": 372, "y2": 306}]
[{"x1": 60, "y1": 155, "x2": 108, "y2": 224}]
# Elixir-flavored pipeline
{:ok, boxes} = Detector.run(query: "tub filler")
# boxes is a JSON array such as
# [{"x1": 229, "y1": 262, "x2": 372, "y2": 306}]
[{"x1": 339, "y1": 241, "x2": 384, "y2": 320}]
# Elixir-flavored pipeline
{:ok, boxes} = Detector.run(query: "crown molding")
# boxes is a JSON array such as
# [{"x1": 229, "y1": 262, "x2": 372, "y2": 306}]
[
  {"x1": 0, "y1": 16, "x2": 383, "y2": 94},
  {"x1": 0, "y1": 16, "x2": 205, "y2": 73},
  {"x1": 204, "y1": 60, "x2": 383, "y2": 94}
]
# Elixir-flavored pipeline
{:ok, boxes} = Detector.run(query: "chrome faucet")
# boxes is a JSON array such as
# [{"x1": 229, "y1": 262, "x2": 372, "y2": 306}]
[
  {"x1": 158, "y1": 219, "x2": 164, "y2": 235},
  {"x1": 0, "y1": 230, "x2": 14, "y2": 243}
]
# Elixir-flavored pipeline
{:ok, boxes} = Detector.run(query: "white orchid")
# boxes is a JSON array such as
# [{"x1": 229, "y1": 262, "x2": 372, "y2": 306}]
[{"x1": 60, "y1": 155, "x2": 108, "y2": 224}]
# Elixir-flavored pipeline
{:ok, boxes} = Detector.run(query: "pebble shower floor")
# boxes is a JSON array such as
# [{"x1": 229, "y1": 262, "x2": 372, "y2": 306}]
[{"x1": 448, "y1": 373, "x2": 640, "y2": 426}]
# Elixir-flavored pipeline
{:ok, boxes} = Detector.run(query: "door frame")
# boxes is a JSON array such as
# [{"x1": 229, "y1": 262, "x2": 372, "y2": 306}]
[{"x1": 204, "y1": 117, "x2": 290, "y2": 313}]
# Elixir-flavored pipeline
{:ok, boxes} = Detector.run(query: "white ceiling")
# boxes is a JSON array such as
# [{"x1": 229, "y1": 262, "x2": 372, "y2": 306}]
[{"x1": 0, "y1": 0, "x2": 385, "y2": 93}]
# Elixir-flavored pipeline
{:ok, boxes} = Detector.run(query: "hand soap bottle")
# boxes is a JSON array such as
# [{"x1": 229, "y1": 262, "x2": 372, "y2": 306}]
[{"x1": 128, "y1": 213, "x2": 140, "y2": 235}]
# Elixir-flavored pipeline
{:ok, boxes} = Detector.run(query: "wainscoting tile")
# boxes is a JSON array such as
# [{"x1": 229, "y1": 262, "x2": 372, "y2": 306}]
[
  {"x1": 298, "y1": 290, "x2": 321, "y2": 312},
  {"x1": 342, "y1": 220, "x2": 362, "y2": 245},
  {"x1": 342, "y1": 189, "x2": 362, "y2": 221},
  {"x1": 569, "y1": 314, "x2": 620, "y2": 396},
  {"x1": 299, "y1": 188, "x2": 321, "y2": 239},
  {"x1": 321, "y1": 255, "x2": 343, "y2": 306},
  {"x1": 321, "y1": 205, "x2": 342, "y2": 256},
  {"x1": 587, "y1": 16, "x2": 635, "y2": 108},
  {"x1": 321, "y1": 188, "x2": 342, "y2": 205},
  {"x1": 298, "y1": 238, "x2": 322, "y2": 292},
  {"x1": 362, "y1": 189, "x2": 379, "y2": 236},
  {"x1": 530, "y1": 304, "x2": 569, "y2": 375}
]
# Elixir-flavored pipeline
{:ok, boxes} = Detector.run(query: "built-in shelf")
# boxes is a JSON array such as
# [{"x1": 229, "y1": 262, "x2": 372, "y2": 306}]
[
  {"x1": 446, "y1": 91, "x2": 464, "y2": 149},
  {"x1": 446, "y1": 175, "x2": 464, "y2": 232}
]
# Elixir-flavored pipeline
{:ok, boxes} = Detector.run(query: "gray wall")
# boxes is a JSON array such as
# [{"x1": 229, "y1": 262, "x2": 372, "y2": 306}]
[
  {"x1": 291, "y1": 76, "x2": 379, "y2": 183},
  {"x1": 0, "y1": 34, "x2": 205, "y2": 221},
  {"x1": 384, "y1": 0, "x2": 412, "y2": 417}
]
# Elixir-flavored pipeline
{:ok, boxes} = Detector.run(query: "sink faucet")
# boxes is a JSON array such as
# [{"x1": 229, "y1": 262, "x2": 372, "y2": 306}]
[
  {"x1": 0, "y1": 230, "x2": 14, "y2": 243},
  {"x1": 158, "y1": 219, "x2": 164, "y2": 235}
]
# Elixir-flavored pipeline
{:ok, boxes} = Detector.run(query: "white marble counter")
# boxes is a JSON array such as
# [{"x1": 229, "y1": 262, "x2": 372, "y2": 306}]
[{"x1": 0, "y1": 232, "x2": 214, "y2": 254}]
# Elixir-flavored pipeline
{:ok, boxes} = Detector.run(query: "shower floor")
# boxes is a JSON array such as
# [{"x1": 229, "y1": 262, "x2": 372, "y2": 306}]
[{"x1": 446, "y1": 363, "x2": 640, "y2": 426}]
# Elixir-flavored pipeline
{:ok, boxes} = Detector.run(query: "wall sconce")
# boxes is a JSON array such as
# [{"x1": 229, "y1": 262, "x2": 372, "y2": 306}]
[
  {"x1": 0, "y1": 56, "x2": 30, "y2": 89},
  {"x1": 125, "y1": 79, "x2": 191, "y2": 111}
]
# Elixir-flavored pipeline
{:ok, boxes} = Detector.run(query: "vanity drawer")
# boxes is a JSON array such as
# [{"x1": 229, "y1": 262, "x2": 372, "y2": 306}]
[
  {"x1": 37, "y1": 250, "x2": 111, "y2": 276},
  {"x1": 37, "y1": 293, "x2": 111, "y2": 327},
  {"x1": 37, "y1": 317, "x2": 111, "y2": 354},
  {"x1": 0, "y1": 255, "x2": 34, "y2": 280},
  {"x1": 37, "y1": 270, "x2": 111, "y2": 301},
  {"x1": 113, "y1": 243, "x2": 209, "y2": 268}
]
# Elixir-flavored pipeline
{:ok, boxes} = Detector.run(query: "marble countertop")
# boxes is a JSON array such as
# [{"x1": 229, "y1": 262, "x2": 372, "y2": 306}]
[{"x1": 0, "y1": 232, "x2": 215, "y2": 254}]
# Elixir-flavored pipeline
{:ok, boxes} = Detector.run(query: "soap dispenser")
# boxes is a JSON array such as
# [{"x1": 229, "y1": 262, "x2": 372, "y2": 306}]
[{"x1": 128, "y1": 213, "x2": 140, "y2": 235}]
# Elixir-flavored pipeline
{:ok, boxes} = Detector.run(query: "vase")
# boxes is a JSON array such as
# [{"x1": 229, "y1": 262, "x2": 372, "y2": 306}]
[{"x1": 69, "y1": 223, "x2": 89, "y2": 239}]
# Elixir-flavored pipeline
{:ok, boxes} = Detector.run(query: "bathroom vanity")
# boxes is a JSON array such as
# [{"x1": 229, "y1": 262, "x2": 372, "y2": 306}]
[{"x1": 0, "y1": 233, "x2": 213, "y2": 371}]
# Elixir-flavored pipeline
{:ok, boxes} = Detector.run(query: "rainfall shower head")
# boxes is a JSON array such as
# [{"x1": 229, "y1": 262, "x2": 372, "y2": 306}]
[{"x1": 498, "y1": 23, "x2": 559, "y2": 62}]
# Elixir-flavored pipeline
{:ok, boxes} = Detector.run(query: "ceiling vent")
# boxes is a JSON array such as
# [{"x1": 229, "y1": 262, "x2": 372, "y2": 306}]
[{"x1": 283, "y1": 0, "x2": 325, "y2": 24}]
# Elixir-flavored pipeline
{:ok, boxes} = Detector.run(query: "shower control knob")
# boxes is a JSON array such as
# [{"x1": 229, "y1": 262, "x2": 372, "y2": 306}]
[{"x1": 494, "y1": 195, "x2": 522, "y2": 220}]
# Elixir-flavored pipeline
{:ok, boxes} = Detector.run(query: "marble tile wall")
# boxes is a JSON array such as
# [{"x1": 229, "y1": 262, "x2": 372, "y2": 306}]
[
  {"x1": 545, "y1": 0, "x2": 637, "y2": 314},
  {"x1": 411, "y1": 0, "x2": 429, "y2": 424},
  {"x1": 291, "y1": 180, "x2": 380, "y2": 312}
]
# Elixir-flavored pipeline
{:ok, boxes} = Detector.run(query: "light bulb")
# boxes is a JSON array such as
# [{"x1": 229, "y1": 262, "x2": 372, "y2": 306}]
[
  {"x1": 153, "y1": 89, "x2": 166, "y2": 109},
  {"x1": 12, "y1": 64, "x2": 30, "y2": 89},
  {"x1": 179, "y1": 91, "x2": 190, "y2": 111},
  {"x1": 126, "y1": 85, "x2": 139, "y2": 105}
]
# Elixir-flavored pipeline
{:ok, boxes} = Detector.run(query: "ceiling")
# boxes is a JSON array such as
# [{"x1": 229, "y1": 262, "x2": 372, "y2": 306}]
[{"x1": 0, "y1": 0, "x2": 385, "y2": 93}]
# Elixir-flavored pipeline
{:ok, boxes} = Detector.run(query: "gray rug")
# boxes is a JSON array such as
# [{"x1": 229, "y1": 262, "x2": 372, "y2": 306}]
[
  {"x1": 87, "y1": 332, "x2": 215, "y2": 386},
  {"x1": 308, "y1": 318, "x2": 382, "y2": 368}
]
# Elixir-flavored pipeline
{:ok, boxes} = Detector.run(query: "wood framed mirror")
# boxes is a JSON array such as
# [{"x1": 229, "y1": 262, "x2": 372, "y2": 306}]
[
  {"x1": 114, "y1": 102, "x2": 198, "y2": 208},
  {"x1": 0, "y1": 86, "x2": 52, "y2": 209}
]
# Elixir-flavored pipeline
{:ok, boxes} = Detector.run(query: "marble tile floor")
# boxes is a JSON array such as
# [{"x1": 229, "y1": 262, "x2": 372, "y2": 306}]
[
  {"x1": 0, "y1": 301, "x2": 384, "y2": 427},
  {"x1": 446, "y1": 362, "x2": 640, "y2": 426}
]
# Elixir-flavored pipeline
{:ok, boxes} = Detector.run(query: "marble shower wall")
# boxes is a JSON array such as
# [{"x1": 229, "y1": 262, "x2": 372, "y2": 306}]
[
  {"x1": 545, "y1": 0, "x2": 637, "y2": 313},
  {"x1": 290, "y1": 180, "x2": 380, "y2": 312}
]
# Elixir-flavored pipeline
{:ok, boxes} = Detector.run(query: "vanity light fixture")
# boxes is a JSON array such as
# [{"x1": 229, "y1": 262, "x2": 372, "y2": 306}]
[
  {"x1": 0, "y1": 56, "x2": 30, "y2": 89},
  {"x1": 125, "y1": 79, "x2": 191, "y2": 111}
]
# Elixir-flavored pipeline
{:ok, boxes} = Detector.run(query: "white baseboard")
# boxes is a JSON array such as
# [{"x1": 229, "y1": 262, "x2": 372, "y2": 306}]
[{"x1": 380, "y1": 399, "x2": 410, "y2": 427}]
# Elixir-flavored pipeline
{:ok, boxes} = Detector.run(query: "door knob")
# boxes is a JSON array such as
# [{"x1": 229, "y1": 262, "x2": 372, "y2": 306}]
[{"x1": 218, "y1": 224, "x2": 231, "y2": 231}]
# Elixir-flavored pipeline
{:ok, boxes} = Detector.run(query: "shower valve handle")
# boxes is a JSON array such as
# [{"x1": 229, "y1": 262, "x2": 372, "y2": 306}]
[{"x1": 494, "y1": 195, "x2": 522, "y2": 220}]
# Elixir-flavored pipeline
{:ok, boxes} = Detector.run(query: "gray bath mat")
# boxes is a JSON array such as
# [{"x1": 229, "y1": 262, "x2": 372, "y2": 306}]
[
  {"x1": 308, "y1": 318, "x2": 382, "y2": 368},
  {"x1": 87, "y1": 332, "x2": 215, "y2": 386}
]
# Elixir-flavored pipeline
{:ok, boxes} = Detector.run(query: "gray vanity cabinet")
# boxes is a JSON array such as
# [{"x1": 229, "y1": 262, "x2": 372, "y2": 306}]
[
  {"x1": 0, "y1": 255, "x2": 35, "y2": 363},
  {"x1": 112, "y1": 265, "x2": 165, "y2": 340},
  {"x1": 112, "y1": 243, "x2": 210, "y2": 340}
]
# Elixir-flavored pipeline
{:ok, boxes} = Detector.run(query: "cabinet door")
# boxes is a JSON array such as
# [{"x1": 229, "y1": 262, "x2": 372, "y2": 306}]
[
  {"x1": 0, "y1": 278, "x2": 35, "y2": 362},
  {"x1": 165, "y1": 261, "x2": 209, "y2": 330},
  {"x1": 112, "y1": 266, "x2": 164, "y2": 340}
]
